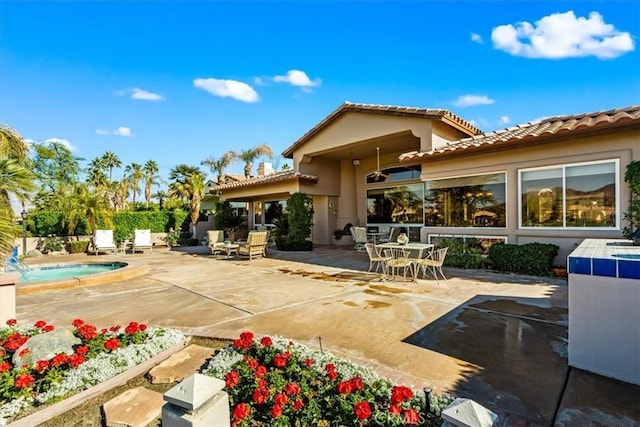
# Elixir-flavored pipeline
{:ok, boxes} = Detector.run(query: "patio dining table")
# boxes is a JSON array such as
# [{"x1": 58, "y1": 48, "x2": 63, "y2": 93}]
[{"x1": 374, "y1": 242, "x2": 434, "y2": 281}]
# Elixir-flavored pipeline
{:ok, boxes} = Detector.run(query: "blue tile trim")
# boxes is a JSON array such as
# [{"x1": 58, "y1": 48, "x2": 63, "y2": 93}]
[
  {"x1": 593, "y1": 258, "x2": 617, "y2": 277},
  {"x1": 618, "y1": 260, "x2": 640, "y2": 279},
  {"x1": 569, "y1": 257, "x2": 592, "y2": 275}
]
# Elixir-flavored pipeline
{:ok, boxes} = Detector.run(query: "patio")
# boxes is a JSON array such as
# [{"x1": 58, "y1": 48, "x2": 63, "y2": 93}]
[{"x1": 14, "y1": 245, "x2": 639, "y2": 426}]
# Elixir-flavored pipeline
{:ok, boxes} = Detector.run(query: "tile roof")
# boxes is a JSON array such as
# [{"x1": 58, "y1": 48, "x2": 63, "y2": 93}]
[
  {"x1": 399, "y1": 105, "x2": 640, "y2": 162},
  {"x1": 210, "y1": 170, "x2": 319, "y2": 193},
  {"x1": 282, "y1": 101, "x2": 482, "y2": 157}
]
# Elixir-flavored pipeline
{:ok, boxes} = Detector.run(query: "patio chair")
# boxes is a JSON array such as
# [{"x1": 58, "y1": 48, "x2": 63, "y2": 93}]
[
  {"x1": 384, "y1": 247, "x2": 414, "y2": 283},
  {"x1": 93, "y1": 230, "x2": 117, "y2": 255},
  {"x1": 206, "y1": 230, "x2": 225, "y2": 255},
  {"x1": 364, "y1": 243, "x2": 392, "y2": 276},
  {"x1": 350, "y1": 226, "x2": 368, "y2": 252},
  {"x1": 238, "y1": 231, "x2": 268, "y2": 260},
  {"x1": 132, "y1": 229, "x2": 153, "y2": 253},
  {"x1": 416, "y1": 247, "x2": 449, "y2": 284}
]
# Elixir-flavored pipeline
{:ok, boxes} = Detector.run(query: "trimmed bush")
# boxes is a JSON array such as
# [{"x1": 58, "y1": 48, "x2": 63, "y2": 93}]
[
  {"x1": 487, "y1": 242, "x2": 559, "y2": 276},
  {"x1": 66, "y1": 240, "x2": 90, "y2": 254}
]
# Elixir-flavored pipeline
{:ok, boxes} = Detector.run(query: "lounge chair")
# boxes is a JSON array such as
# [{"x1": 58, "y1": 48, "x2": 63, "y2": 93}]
[
  {"x1": 350, "y1": 226, "x2": 368, "y2": 252},
  {"x1": 207, "y1": 230, "x2": 225, "y2": 255},
  {"x1": 132, "y1": 229, "x2": 153, "y2": 253},
  {"x1": 238, "y1": 231, "x2": 268, "y2": 260},
  {"x1": 93, "y1": 230, "x2": 117, "y2": 255}
]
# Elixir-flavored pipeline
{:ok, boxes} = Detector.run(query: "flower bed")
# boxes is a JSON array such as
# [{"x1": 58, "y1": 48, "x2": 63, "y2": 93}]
[
  {"x1": 0, "y1": 318, "x2": 185, "y2": 423},
  {"x1": 203, "y1": 332, "x2": 452, "y2": 426}
]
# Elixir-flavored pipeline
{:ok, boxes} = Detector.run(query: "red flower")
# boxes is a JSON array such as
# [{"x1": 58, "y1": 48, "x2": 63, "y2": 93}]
[
  {"x1": 260, "y1": 336, "x2": 272, "y2": 347},
  {"x1": 5, "y1": 333, "x2": 27, "y2": 351},
  {"x1": 14, "y1": 373, "x2": 35, "y2": 389},
  {"x1": 337, "y1": 380, "x2": 353, "y2": 394},
  {"x1": 41, "y1": 325, "x2": 54, "y2": 332},
  {"x1": 274, "y1": 353, "x2": 287, "y2": 368},
  {"x1": 125, "y1": 323, "x2": 138, "y2": 334},
  {"x1": 34, "y1": 320, "x2": 46, "y2": 328},
  {"x1": 327, "y1": 370, "x2": 337, "y2": 380},
  {"x1": 270, "y1": 404, "x2": 283, "y2": 418},
  {"x1": 252, "y1": 387, "x2": 269, "y2": 404},
  {"x1": 293, "y1": 398, "x2": 305, "y2": 411},
  {"x1": 35, "y1": 360, "x2": 49, "y2": 373},
  {"x1": 51, "y1": 353, "x2": 68, "y2": 367},
  {"x1": 240, "y1": 331, "x2": 254, "y2": 343},
  {"x1": 110, "y1": 325, "x2": 121, "y2": 333},
  {"x1": 69, "y1": 354, "x2": 85, "y2": 368},
  {"x1": 75, "y1": 345, "x2": 89, "y2": 356},
  {"x1": 233, "y1": 403, "x2": 251, "y2": 421},
  {"x1": 225, "y1": 371, "x2": 240, "y2": 388},
  {"x1": 325, "y1": 363, "x2": 336, "y2": 373},
  {"x1": 77, "y1": 324, "x2": 98, "y2": 340},
  {"x1": 18, "y1": 348, "x2": 30, "y2": 358},
  {"x1": 304, "y1": 358, "x2": 314, "y2": 366},
  {"x1": 104, "y1": 338, "x2": 120, "y2": 351},
  {"x1": 350, "y1": 376, "x2": 363, "y2": 391},
  {"x1": 244, "y1": 356, "x2": 258, "y2": 370},
  {"x1": 0, "y1": 361, "x2": 11, "y2": 372},
  {"x1": 138, "y1": 323, "x2": 147, "y2": 331},
  {"x1": 254, "y1": 365, "x2": 267, "y2": 378},
  {"x1": 284, "y1": 382, "x2": 301, "y2": 396},
  {"x1": 274, "y1": 392, "x2": 288, "y2": 406},
  {"x1": 6, "y1": 319, "x2": 16, "y2": 326},
  {"x1": 0, "y1": 348, "x2": 4, "y2": 357},
  {"x1": 390, "y1": 385, "x2": 413, "y2": 404},
  {"x1": 354, "y1": 401, "x2": 372, "y2": 420},
  {"x1": 100, "y1": 328, "x2": 108, "y2": 334},
  {"x1": 403, "y1": 408, "x2": 420, "y2": 424},
  {"x1": 72, "y1": 318, "x2": 84, "y2": 327},
  {"x1": 388, "y1": 405, "x2": 402, "y2": 415}
]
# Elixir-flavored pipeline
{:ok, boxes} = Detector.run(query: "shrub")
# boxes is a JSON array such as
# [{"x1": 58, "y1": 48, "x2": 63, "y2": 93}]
[
  {"x1": 273, "y1": 193, "x2": 314, "y2": 251},
  {"x1": 66, "y1": 240, "x2": 90, "y2": 254},
  {"x1": 435, "y1": 237, "x2": 485, "y2": 269},
  {"x1": 487, "y1": 242, "x2": 558, "y2": 276},
  {"x1": 42, "y1": 236, "x2": 63, "y2": 253}
]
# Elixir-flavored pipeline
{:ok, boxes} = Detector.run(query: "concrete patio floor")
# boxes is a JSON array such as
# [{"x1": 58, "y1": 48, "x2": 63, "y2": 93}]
[{"x1": 15, "y1": 245, "x2": 639, "y2": 426}]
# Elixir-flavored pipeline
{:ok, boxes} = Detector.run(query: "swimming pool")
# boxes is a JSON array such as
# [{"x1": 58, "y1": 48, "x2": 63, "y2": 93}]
[{"x1": 17, "y1": 263, "x2": 126, "y2": 283}]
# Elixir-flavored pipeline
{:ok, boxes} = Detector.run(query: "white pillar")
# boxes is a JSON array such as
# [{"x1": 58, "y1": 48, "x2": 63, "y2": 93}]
[
  {"x1": 162, "y1": 373, "x2": 230, "y2": 427},
  {"x1": 0, "y1": 274, "x2": 18, "y2": 324}
]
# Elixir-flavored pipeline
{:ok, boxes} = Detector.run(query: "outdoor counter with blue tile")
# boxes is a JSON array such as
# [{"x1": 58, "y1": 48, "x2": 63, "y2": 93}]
[{"x1": 568, "y1": 238, "x2": 640, "y2": 279}]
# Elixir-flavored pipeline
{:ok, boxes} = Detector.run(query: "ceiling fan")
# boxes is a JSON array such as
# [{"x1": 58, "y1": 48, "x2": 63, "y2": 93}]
[{"x1": 368, "y1": 147, "x2": 389, "y2": 182}]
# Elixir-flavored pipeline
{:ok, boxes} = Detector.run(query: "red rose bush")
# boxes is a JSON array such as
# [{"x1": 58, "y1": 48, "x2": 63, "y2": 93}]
[
  {"x1": 0, "y1": 318, "x2": 184, "y2": 422},
  {"x1": 203, "y1": 331, "x2": 452, "y2": 426}
]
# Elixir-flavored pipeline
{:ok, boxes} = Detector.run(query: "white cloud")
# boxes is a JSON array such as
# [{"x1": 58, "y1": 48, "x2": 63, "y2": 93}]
[
  {"x1": 193, "y1": 78, "x2": 260, "y2": 103},
  {"x1": 491, "y1": 11, "x2": 635, "y2": 59},
  {"x1": 452, "y1": 94, "x2": 495, "y2": 107},
  {"x1": 113, "y1": 127, "x2": 133, "y2": 137},
  {"x1": 273, "y1": 70, "x2": 321, "y2": 88},
  {"x1": 470, "y1": 33, "x2": 483, "y2": 44},
  {"x1": 44, "y1": 138, "x2": 76, "y2": 152},
  {"x1": 96, "y1": 127, "x2": 134, "y2": 137},
  {"x1": 498, "y1": 116, "x2": 510, "y2": 125},
  {"x1": 116, "y1": 88, "x2": 164, "y2": 101},
  {"x1": 469, "y1": 118, "x2": 489, "y2": 129},
  {"x1": 253, "y1": 77, "x2": 268, "y2": 86}
]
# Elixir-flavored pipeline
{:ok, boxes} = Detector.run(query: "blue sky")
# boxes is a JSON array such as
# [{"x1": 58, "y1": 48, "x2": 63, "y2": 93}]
[{"x1": 1, "y1": 0, "x2": 639, "y2": 189}]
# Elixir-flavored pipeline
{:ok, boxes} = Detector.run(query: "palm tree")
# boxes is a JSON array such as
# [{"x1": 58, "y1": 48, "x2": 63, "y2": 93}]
[
  {"x1": 112, "y1": 179, "x2": 130, "y2": 211},
  {"x1": 86, "y1": 157, "x2": 108, "y2": 189},
  {"x1": 201, "y1": 152, "x2": 235, "y2": 185},
  {"x1": 231, "y1": 144, "x2": 273, "y2": 179},
  {"x1": 62, "y1": 183, "x2": 112, "y2": 235},
  {"x1": 0, "y1": 126, "x2": 34, "y2": 259},
  {"x1": 168, "y1": 164, "x2": 205, "y2": 238},
  {"x1": 101, "y1": 151, "x2": 121, "y2": 184},
  {"x1": 124, "y1": 163, "x2": 144, "y2": 204},
  {"x1": 152, "y1": 190, "x2": 168, "y2": 210},
  {"x1": 143, "y1": 160, "x2": 160, "y2": 207}
]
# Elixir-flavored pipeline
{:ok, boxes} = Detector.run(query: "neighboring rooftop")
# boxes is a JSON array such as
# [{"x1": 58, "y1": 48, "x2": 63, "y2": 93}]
[
  {"x1": 400, "y1": 105, "x2": 640, "y2": 162},
  {"x1": 282, "y1": 101, "x2": 482, "y2": 158}
]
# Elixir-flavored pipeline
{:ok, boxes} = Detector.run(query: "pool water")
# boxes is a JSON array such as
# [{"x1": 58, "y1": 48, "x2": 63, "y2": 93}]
[
  {"x1": 612, "y1": 253, "x2": 640, "y2": 260},
  {"x1": 17, "y1": 263, "x2": 125, "y2": 283}
]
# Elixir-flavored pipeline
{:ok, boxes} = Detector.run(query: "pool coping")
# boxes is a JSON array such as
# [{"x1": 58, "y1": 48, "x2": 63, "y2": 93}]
[{"x1": 16, "y1": 260, "x2": 149, "y2": 296}]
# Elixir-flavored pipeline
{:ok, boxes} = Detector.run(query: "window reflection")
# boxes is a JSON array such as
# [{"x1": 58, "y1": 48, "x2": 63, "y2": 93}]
[{"x1": 367, "y1": 184, "x2": 424, "y2": 224}]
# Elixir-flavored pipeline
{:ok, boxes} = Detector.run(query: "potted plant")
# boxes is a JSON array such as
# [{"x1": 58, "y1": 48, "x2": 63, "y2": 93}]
[{"x1": 622, "y1": 160, "x2": 640, "y2": 245}]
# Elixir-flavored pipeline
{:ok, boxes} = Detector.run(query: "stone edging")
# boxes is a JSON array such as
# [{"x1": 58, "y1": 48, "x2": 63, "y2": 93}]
[{"x1": 7, "y1": 337, "x2": 191, "y2": 427}]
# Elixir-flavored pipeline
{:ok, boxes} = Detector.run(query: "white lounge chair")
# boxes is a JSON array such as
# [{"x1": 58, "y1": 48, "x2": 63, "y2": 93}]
[
  {"x1": 132, "y1": 229, "x2": 153, "y2": 253},
  {"x1": 93, "y1": 230, "x2": 117, "y2": 255}
]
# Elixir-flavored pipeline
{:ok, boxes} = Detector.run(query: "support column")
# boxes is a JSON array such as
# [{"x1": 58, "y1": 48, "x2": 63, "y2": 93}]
[{"x1": 0, "y1": 274, "x2": 18, "y2": 324}]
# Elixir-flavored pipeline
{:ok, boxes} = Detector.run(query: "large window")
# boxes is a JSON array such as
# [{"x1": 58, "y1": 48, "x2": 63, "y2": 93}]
[
  {"x1": 520, "y1": 160, "x2": 618, "y2": 228},
  {"x1": 367, "y1": 183, "x2": 424, "y2": 224},
  {"x1": 424, "y1": 173, "x2": 506, "y2": 228}
]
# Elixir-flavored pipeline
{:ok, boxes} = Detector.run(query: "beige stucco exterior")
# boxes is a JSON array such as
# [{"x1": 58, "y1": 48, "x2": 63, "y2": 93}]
[{"x1": 216, "y1": 103, "x2": 639, "y2": 264}]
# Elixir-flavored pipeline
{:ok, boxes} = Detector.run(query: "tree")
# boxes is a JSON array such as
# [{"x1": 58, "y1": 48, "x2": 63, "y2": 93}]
[
  {"x1": 152, "y1": 190, "x2": 168, "y2": 210},
  {"x1": 124, "y1": 163, "x2": 144, "y2": 204},
  {"x1": 112, "y1": 179, "x2": 130, "y2": 211},
  {"x1": 32, "y1": 140, "x2": 82, "y2": 195},
  {"x1": 143, "y1": 160, "x2": 161, "y2": 207},
  {"x1": 168, "y1": 164, "x2": 205, "y2": 238},
  {"x1": 86, "y1": 157, "x2": 108, "y2": 188},
  {"x1": 101, "y1": 151, "x2": 121, "y2": 184},
  {"x1": 201, "y1": 151, "x2": 235, "y2": 185},
  {"x1": 230, "y1": 144, "x2": 273, "y2": 179},
  {"x1": 0, "y1": 126, "x2": 30, "y2": 164},
  {"x1": 622, "y1": 160, "x2": 640, "y2": 241},
  {"x1": 62, "y1": 183, "x2": 112, "y2": 235}
]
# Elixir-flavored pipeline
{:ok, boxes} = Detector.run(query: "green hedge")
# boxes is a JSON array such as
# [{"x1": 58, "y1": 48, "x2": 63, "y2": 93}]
[
  {"x1": 275, "y1": 238, "x2": 313, "y2": 251},
  {"x1": 444, "y1": 253, "x2": 486, "y2": 269},
  {"x1": 66, "y1": 240, "x2": 90, "y2": 254},
  {"x1": 487, "y1": 242, "x2": 559, "y2": 276}
]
